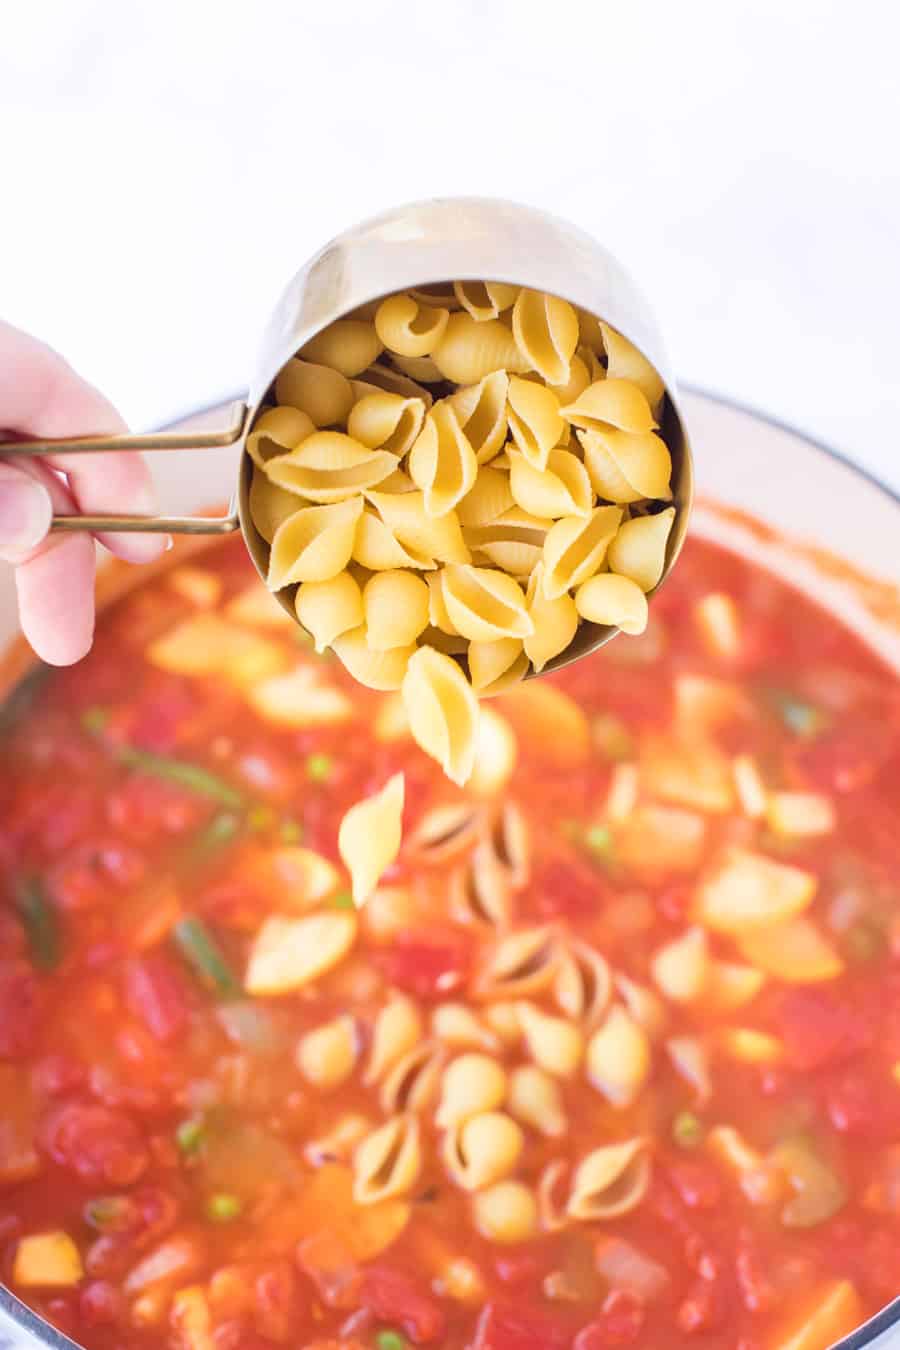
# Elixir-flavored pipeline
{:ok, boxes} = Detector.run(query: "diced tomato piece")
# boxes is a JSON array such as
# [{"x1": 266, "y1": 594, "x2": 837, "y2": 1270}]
[
  {"x1": 32, "y1": 1054, "x2": 87, "y2": 1098},
  {"x1": 860, "y1": 1227, "x2": 900, "y2": 1304},
  {"x1": 0, "y1": 961, "x2": 42, "y2": 1059},
  {"x1": 575, "y1": 1291, "x2": 646, "y2": 1348},
  {"x1": 373, "y1": 929, "x2": 472, "y2": 1000},
  {"x1": 666, "y1": 1159, "x2": 722, "y2": 1210},
  {"x1": 116, "y1": 676, "x2": 202, "y2": 753},
  {"x1": 824, "y1": 1068, "x2": 900, "y2": 1138},
  {"x1": 254, "y1": 1261, "x2": 298, "y2": 1343},
  {"x1": 359, "y1": 1266, "x2": 445, "y2": 1344},
  {"x1": 656, "y1": 883, "x2": 693, "y2": 923},
  {"x1": 534, "y1": 858, "x2": 608, "y2": 920},
  {"x1": 41, "y1": 1101, "x2": 149, "y2": 1186},
  {"x1": 493, "y1": 1247, "x2": 550, "y2": 1286},
  {"x1": 677, "y1": 1277, "x2": 726, "y2": 1334},
  {"x1": 769, "y1": 987, "x2": 872, "y2": 1071},
  {"x1": 79, "y1": 1280, "x2": 123, "y2": 1327},
  {"x1": 472, "y1": 1302, "x2": 571, "y2": 1350},
  {"x1": 735, "y1": 1228, "x2": 774, "y2": 1314},
  {"x1": 107, "y1": 773, "x2": 209, "y2": 843},
  {"x1": 49, "y1": 839, "x2": 146, "y2": 911},
  {"x1": 795, "y1": 724, "x2": 889, "y2": 794},
  {"x1": 124, "y1": 955, "x2": 192, "y2": 1043}
]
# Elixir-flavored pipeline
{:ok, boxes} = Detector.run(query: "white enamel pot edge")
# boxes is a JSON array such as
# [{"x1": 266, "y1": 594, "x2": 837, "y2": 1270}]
[{"x1": 0, "y1": 388, "x2": 898, "y2": 1350}]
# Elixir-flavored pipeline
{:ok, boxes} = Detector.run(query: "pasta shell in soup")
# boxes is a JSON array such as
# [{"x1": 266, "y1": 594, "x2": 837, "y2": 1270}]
[
  {"x1": 353, "y1": 1114, "x2": 422, "y2": 1204},
  {"x1": 566, "y1": 1138, "x2": 650, "y2": 1220}
]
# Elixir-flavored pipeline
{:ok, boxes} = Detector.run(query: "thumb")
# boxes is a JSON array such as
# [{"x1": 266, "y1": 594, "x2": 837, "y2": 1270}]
[{"x1": 0, "y1": 462, "x2": 53, "y2": 562}]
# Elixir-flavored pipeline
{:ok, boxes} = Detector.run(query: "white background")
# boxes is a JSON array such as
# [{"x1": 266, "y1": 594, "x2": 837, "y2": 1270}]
[{"x1": 2, "y1": 0, "x2": 899, "y2": 493}]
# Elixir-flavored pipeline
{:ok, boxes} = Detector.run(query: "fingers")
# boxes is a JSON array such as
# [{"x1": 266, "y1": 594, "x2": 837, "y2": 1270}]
[
  {"x1": 10, "y1": 457, "x2": 96, "y2": 665},
  {"x1": 0, "y1": 320, "x2": 169, "y2": 562},
  {"x1": 0, "y1": 463, "x2": 53, "y2": 562}
]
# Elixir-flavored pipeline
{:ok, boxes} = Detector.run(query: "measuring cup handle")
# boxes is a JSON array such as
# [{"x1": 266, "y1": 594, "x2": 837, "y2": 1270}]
[{"x1": 0, "y1": 400, "x2": 249, "y2": 535}]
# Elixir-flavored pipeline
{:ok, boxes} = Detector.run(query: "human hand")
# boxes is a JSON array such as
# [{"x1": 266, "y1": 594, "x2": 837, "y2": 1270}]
[{"x1": 0, "y1": 320, "x2": 169, "y2": 665}]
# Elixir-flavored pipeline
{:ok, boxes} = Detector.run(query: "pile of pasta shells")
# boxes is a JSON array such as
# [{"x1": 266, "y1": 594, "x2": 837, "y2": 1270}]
[{"x1": 247, "y1": 282, "x2": 676, "y2": 784}]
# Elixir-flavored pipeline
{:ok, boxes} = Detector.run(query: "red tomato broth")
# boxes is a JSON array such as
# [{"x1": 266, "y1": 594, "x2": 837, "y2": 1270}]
[{"x1": 0, "y1": 532, "x2": 895, "y2": 1350}]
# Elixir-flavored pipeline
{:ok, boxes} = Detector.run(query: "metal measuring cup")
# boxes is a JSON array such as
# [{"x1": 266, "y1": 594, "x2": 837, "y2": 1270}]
[{"x1": 0, "y1": 198, "x2": 693, "y2": 676}]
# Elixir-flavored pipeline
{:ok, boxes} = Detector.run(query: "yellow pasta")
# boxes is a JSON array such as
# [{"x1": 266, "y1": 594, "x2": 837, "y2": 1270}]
[
  {"x1": 249, "y1": 468, "x2": 302, "y2": 545},
  {"x1": 566, "y1": 1139, "x2": 650, "y2": 1220},
  {"x1": 338, "y1": 772, "x2": 405, "y2": 907},
  {"x1": 506, "y1": 376, "x2": 565, "y2": 471},
  {"x1": 295, "y1": 570, "x2": 364, "y2": 652},
  {"x1": 246, "y1": 405, "x2": 315, "y2": 469},
  {"x1": 409, "y1": 283, "x2": 461, "y2": 310},
  {"x1": 466, "y1": 509, "x2": 550, "y2": 578},
  {"x1": 354, "y1": 508, "x2": 436, "y2": 572},
  {"x1": 586, "y1": 1005, "x2": 651, "y2": 1107},
  {"x1": 409, "y1": 403, "x2": 479, "y2": 517},
  {"x1": 457, "y1": 467, "x2": 515, "y2": 528},
  {"x1": 599, "y1": 321, "x2": 665, "y2": 414},
  {"x1": 332, "y1": 626, "x2": 416, "y2": 691},
  {"x1": 300, "y1": 318, "x2": 383, "y2": 378},
  {"x1": 453, "y1": 280, "x2": 519, "y2": 321},
  {"x1": 440, "y1": 566, "x2": 533, "y2": 643},
  {"x1": 374, "y1": 293, "x2": 450, "y2": 358},
  {"x1": 607, "y1": 507, "x2": 676, "y2": 591},
  {"x1": 379, "y1": 1042, "x2": 446, "y2": 1115},
  {"x1": 267, "y1": 497, "x2": 363, "y2": 590},
  {"x1": 362, "y1": 570, "x2": 430, "y2": 650},
  {"x1": 523, "y1": 563, "x2": 579, "y2": 673},
  {"x1": 402, "y1": 645, "x2": 480, "y2": 786},
  {"x1": 366, "y1": 491, "x2": 471, "y2": 565},
  {"x1": 507, "y1": 1065, "x2": 567, "y2": 1137},
  {"x1": 265, "y1": 432, "x2": 399, "y2": 502},
  {"x1": 426, "y1": 571, "x2": 461, "y2": 635},
  {"x1": 366, "y1": 994, "x2": 423, "y2": 1084},
  {"x1": 548, "y1": 353, "x2": 591, "y2": 408},
  {"x1": 554, "y1": 939, "x2": 612, "y2": 1026},
  {"x1": 296, "y1": 1014, "x2": 358, "y2": 1089},
  {"x1": 695, "y1": 849, "x2": 817, "y2": 934},
  {"x1": 473, "y1": 1181, "x2": 538, "y2": 1243},
  {"x1": 512, "y1": 288, "x2": 579, "y2": 385},
  {"x1": 248, "y1": 281, "x2": 680, "y2": 789},
  {"x1": 517, "y1": 1002, "x2": 584, "y2": 1077},
  {"x1": 432, "y1": 313, "x2": 530, "y2": 384},
  {"x1": 353, "y1": 1114, "x2": 421, "y2": 1204},
  {"x1": 561, "y1": 378, "x2": 657, "y2": 434},
  {"x1": 542, "y1": 505, "x2": 622, "y2": 599},
  {"x1": 508, "y1": 446, "x2": 593, "y2": 519},
  {"x1": 352, "y1": 364, "x2": 434, "y2": 407},
  {"x1": 579, "y1": 427, "x2": 673, "y2": 504},
  {"x1": 443, "y1": 1112, "x2": 524, "y2": 1192},
  {"x1": 450, "y1": 371, "x2": 509, "y2": 464},
  {"x1": 245, "y1": 912, "x2": 357, "y2": 995},
  {"x1": 347, "y1": 391, "x2": 427, "y2": 458},
  {"x1": 437, "y1": 1053, "x2": 507, "y2": 1129},
  {"x1": 575, "y1": 573, "x2": 649, "y2": 635},
  {"x1": 651, "y1": 927, "x2": 709, "y2": 1003},
  {"x1": 468, "y1": 638, "x2": 527, "y2": 696},
  {"x1": 275, "y1": 357, "x2": 354, "y2": 427}
]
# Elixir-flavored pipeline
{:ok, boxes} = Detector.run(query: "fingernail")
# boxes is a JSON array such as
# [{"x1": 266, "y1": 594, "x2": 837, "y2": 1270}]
[{"x1": 0, "y1": 476, "x2": 53, "y2": 558}]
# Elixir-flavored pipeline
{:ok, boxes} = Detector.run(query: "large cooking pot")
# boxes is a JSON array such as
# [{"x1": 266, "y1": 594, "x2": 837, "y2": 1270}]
[{"x1": 0, "y1": 389, "x2": 898, "y2": 1350}]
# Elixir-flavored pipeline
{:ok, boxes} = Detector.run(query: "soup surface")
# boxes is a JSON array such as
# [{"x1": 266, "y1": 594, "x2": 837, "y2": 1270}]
[{"x1": 1, "y1": 535, "x2": 899, "y2": 1350}]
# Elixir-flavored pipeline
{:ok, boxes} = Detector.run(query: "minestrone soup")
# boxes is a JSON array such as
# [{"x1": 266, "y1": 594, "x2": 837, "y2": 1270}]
[{"x1": 1, "y1": 533, "x2": 898, "y2": 1350}]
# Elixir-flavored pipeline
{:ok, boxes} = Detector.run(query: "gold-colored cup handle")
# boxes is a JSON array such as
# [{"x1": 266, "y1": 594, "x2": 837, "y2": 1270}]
[{"x1": 0, "y1": 400, "x2": 249, "y2": 536}]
